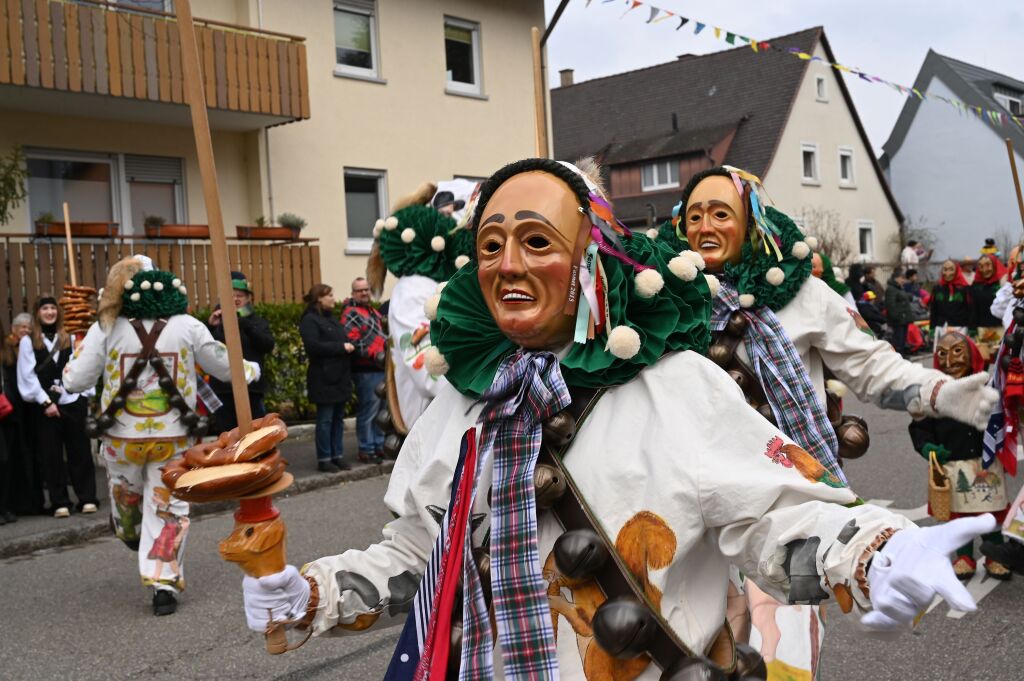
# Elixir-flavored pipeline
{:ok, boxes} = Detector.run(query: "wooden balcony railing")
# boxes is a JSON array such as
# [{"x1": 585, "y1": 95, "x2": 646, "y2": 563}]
[{"x1": 0, "y1": 0, "x2": 309, "y2": 121}]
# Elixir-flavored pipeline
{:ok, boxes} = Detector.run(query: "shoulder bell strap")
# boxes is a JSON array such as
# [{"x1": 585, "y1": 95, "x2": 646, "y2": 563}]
[{"x1": 537, "y1": 384, "x2": 733, "y2": 675}]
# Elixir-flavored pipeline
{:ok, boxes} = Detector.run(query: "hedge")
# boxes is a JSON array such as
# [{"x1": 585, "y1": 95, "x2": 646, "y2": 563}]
[{"x1": 194, "y1": 303, "x2": 357, "y2": 421}]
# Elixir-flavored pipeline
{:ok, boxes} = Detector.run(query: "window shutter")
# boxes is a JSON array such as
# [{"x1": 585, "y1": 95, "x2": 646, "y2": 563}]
[
  {"x1": 124, "y1": 154, "x2": 183, "y2": 184},
  {"x1": 335, "y1": 0, "x2": 375, "y2": 12}
]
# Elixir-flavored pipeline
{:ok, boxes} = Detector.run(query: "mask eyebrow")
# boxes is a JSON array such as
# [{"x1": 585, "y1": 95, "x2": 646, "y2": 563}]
[
  {"x1": 481, "y1": 213, "x2": 505, "y2": 226},
  {"x1": 514, "y1": 210, "x2": 555, "y2": 228}
]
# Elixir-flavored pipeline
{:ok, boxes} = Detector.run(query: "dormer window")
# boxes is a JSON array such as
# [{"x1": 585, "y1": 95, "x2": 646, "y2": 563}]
[
  {"x1": 641, "y1": 160, "x2": 679, "y2": 192},
  {"x1": 995, "y1": 91, "x2": 1022, "y2": 116}
]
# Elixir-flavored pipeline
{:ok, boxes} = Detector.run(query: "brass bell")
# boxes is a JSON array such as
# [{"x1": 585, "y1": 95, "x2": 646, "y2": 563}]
[
  {"x1": 534, "y1": 464, "x2": 566, "y2": 509},
  {"x1": 553, "y1": 529, "x2": 610, "y2": 580},
  {"x1": 732, "y1": 643, "x2": 768, "y2": 680},
  {"x1": 658, "y1": 656, "x2": 726, "y2": 681},
  {"x1": 727, "y1": 370, "x2": 747, "y2": 390},
  {"x1": 591, "y1": 596, "x2": 657, "y2": 659},
  {"x1": 756, "y1": 404, "x2": 776, "y2": 425},
  {"x1": 180, "y1": 411, "x2": 199, "y2": 427},
  {"x1": 726, "y1": 311, "x2": 748, "y2": 337},
  {"x1": 708, "y1": 343, "x2": 732, "y2": 367},
  {"x1": 836, "y1": 415, "x2": 870, "y2": 460},
  {"x1": 382, "y1": 433, "x2": 403, "y2": 459},
  {"x1": 374, "y1": 380, "x2": 387, "y2": 399},
  {"x1": 542, "y1": 412, "x2": 576, "y2": 449},
  {"x1": 373, "y1": 406, "x2": 395, "y2": 434}
]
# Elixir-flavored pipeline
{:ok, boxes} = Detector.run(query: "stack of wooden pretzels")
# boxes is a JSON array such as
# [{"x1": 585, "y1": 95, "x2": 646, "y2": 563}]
[
  {"x1": 162, "y1": 414, "x2": 290, "y2": 502},
  {"x1": 59, "y1": 284, "x2": 97, "y2": 335}
]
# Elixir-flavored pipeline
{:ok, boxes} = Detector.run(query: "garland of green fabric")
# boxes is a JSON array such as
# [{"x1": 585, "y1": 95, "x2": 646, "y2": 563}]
[
  {"x1": 121, "y1": 270, "x2": 188, "y2": 319},
  {"x1": 378, "y1": 205, "x2": 474, "y2": 281},
  {"x1": 723, "y1": 206, "x2": 812, "y2": 311},
  {"x1": 655, "y1": 219, "x2": 688, "y2": 252},
  {"x1": 818, "y1": 251, "x2": 850, "y2": 297},
  {"x1": 431, "y1": 234, "x2": 713, "y2": 398}
]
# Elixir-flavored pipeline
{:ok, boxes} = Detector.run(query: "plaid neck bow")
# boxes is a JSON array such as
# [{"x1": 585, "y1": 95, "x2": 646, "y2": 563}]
[
  {"x1": 460, "y1": 350, "x2": 569, "y2": 680},
  {"x1": 713, "y1": 279, "x2": 846, "y2": 486}
]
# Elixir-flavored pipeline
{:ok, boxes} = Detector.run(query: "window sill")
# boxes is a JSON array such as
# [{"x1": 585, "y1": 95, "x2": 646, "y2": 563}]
[
  {"x1": 801, "y1": 179, "x2": 821, "y2": 186},
  {"x1": 641, "y1": 185, "x2": 680, "y2": 193},
  {"x1": 345, "y1": 245, "x2": 374, "y2": 256},
  {"x1": 816, "y1": 97, "x2": 829, "y2": 103},
  {"x1": 839, "y1": 183, "x2": 857, "y2": 190},
  {"x1": 445, "y1": 88, "x2": 488, "y2": 101},
  {"x1": 333, "y1": 68, "x2": 387, "y2": 85}
]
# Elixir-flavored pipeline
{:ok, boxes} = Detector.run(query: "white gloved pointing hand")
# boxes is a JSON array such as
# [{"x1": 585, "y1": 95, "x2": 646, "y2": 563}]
[
  {"x1": 242, "y1": 565, "x2": 311, "y2": 632},
  {"x1": 862, "y1": 514, "x2": 997, "y2": 633},
  {"x1": 929, "y1": 372, "x2": 998, "y2": 431}
]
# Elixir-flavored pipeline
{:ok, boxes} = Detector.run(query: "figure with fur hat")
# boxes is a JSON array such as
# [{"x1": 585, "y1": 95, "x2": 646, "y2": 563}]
[
  {"x1": 63, "y1": 255, "x2": 259, "y2": 616},
  {"x1": 237, "y1": 158, "x2": 996, "y2": 680}
]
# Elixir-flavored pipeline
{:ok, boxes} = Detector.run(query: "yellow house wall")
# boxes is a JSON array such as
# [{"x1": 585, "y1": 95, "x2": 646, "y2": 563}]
[{"x1": 763, "y1": 41, "x2": 902, "y2": 266}]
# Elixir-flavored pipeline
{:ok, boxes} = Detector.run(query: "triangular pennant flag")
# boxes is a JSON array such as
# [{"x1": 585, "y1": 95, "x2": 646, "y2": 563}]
[
  {"x1": 652, "y1": 10, "x2": 674, "y2": 23},
  {"x1": 911, "y1": 88, "x2": 924, "y2": 100},
  {"x1": 694, "y1": 21, "x2": 706, "y2": 34},
  {"x1": 714, "y1": 27, "x2": 722, "y2": 39},
  {"x1": 759, "y1": 41, "x2": 771, "y2": 50},
  {"x1": 749, "y1": 39, "x2": 759, "y2": 52},
  {"x1": 725, "y1": 32, "x2": 736, "y2": 44},
  {"x1": 621, "y1": 0, "x2": 642, "y2": 18},
  {"x1": 676, "y1": 16, "x2": 690, "y2": 30},
  {"x1": 646, "y1": 6, "x2": 659, "y2": 22}
]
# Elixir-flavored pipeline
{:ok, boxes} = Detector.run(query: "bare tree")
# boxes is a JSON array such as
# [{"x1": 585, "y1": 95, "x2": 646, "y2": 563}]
[
  {"x1": 890, "y1": 214, "x2": 939, "y2": 252},
  {"x1": 797, "y1": 206, "x2": 855, "y2": 265}
]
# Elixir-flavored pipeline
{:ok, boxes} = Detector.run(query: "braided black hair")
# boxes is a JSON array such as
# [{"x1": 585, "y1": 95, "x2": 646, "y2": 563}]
[
  {"x1": 678, "y1": 166, "x2": 755, "y2": 234},
  {"x1": 471, "y1": 158, "x2": 592, "y2": 233}
]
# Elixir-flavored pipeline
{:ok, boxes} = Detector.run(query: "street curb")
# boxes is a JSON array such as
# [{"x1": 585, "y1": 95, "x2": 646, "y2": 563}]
[{"x1": 0, "y1": 460, "x2": 394, "y2": 560}]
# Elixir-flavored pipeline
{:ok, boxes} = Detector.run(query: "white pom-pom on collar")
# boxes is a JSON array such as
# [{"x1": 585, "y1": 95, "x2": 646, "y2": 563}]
[
  {"x1": 606, "y1": 325, "x2": 641, "y2": 359},
  {"x1": 436, "y1": 281, "x2": 448, "y2": 294},
  {"x1": 430, "y1": 235, "x2": 446, "y2": 252},
  {"x1": 766, "y1": 267, "x2": 785, "y2": 286},
  {"x1": 124, "y1": 279, "x2": 134, "y2": 290},
  {"x1": 401, "y1": 228, "x2": 416, "y2": 244},
  {"x1": 129, "y1": 292, "x2": 141, "y2": 302},
  {"x1": 153, "y1": 281, "x2": 165, "y2": 291},
  {"x1": 791, "y1": 241, "x2": 810, "y2": 260},
  {"x1": 804, "y1": 236, "x2": 819, "y2": 250},
  {"x1": 704, "y1": 273, "x2": 720, "y2": 297},
  {"x1": 739, "y1": 293, "x2": 756, "y2": 308},
  {"x1": 384, "y1": 216, "x2": 399, "y2": 230},
  {"x1": 424, "y1": 294, "x2": 441, "y2": 321},
  {"x1": 634, "y1": 269, "x2": 665, "y2": 298},
  {"x1": 646, "y1": 228, "x2": 659, "y2": 239},
  {"x1": 678, "y1": 250, "x2": 706, "y2": 271},
  {"x1": 423, "y1": 346, "x2": 449, "y2": 376},
  {"x1": 668, "y1": 256, "x2": 698, "y2": 282},
  {"x1": 454, "y1": 255, "x2": 470, "y2": 270},
  {"x1": 140, "y1": 280, "x2": 152, "y2": 290}
]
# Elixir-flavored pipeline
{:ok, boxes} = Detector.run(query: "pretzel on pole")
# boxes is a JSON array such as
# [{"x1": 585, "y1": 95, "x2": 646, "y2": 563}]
[
  {"x1": 169, "y1": 0, "x2": 293, "y2": 655},
  {"x1": 58, "y1": 202, "x2": 97, "y2": 336}
]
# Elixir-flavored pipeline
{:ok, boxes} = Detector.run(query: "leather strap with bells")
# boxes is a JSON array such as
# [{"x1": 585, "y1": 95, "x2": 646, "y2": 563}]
[{"x1": 536, "y1": 385, "x2": 739, "y2": 680}]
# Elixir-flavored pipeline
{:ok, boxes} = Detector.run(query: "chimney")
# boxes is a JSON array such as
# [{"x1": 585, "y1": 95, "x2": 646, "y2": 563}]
[
  {"x1": 671, "y1": 112, "x2": 678, "y2": 132},
  {"x1": 559, "y1": 69, "x2": 574, "y2": 87}
]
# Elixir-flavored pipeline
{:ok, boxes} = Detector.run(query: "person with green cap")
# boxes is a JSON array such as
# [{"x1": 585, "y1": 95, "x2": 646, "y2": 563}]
[{"x1": 207, "y1": 271, "x2": 275, "y2": 433}]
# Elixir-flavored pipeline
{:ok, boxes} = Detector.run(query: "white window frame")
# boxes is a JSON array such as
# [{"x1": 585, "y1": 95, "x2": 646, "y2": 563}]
[
  {"x1": 640, "y1": 160, "x2": 679, "y2": 192},
  {"x1": 800, "y1": 143, "x2": 820, "y2": 185},
  {"x1": 120, "y1": 153, "x2": 188, "y2": 233},
  {"x1": 857, "y1": 220, "x2": 875, "y2": 262},
  {"x1": 24, "y1": 148, "x2": 122, "y2": 230},
  {"x1": 995, "y1": 92, "x2": 1022, "y2": 116},
  {"x1": 815, "y1": 75, "x2": 828, "y2": 102},
  {"x1": 838, "y1": 146, "x2": 856, "y2": 188},
  {"x1": 343, "y1": 167, "x2": 388, "y2": 255},
  {"x1": 444, "y1": 16, "x2": 483, "y2": 97},
  {"x1": 333, "y1": 1, "x2": 383, "y2": 83}
]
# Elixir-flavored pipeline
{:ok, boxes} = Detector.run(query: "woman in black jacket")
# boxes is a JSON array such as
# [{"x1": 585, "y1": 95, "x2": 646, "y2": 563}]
[{"x1": 299, "y1": 284, "x2": 356, "y2": 472}]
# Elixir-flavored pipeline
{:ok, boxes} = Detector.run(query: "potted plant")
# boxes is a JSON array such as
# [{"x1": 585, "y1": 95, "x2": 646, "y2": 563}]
[
  {"x1": 144, "y1": 214, "x2": 210, "y2": 239},
  {"x1": 236, "y1": 213, "x2": 305, "y2": 240},
  {"x1": 34, "y1": 210, "x2": 119, "y2": 237}
]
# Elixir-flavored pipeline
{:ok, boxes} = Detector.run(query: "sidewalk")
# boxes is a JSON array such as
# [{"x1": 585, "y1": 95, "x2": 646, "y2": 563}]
[{"x1": 0, "y1": 421, "x2": 394, "y2": 559}]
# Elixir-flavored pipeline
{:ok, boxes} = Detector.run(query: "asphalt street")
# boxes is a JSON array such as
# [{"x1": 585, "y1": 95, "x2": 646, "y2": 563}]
[{"x1": 1, "y1": 392, "x2": 1022, "y2": 680}]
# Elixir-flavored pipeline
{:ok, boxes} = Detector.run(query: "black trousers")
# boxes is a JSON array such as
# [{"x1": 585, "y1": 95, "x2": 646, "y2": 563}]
[
  {"x1": 34, "y1": 398, "x2": 97, "y2": 510},
  {"x1": 891, "y1": 323, "x2": 909, "y2": 356},
  {"x1": 2, "y1": 414, "x2": 43, "y2": 514}
]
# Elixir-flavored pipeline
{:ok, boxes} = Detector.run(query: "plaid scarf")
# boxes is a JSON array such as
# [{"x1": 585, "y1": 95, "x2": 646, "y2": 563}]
[
  {"x1": 713, "y1": 279, "x2": 846, "y2": 485},
  {"x1": 460, "y1": 351, "x2": 569, "y2": 680}
]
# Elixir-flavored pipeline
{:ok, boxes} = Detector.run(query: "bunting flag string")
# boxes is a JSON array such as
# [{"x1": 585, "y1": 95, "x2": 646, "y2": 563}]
[{"x1": 587, "y1": 0, "x2": 1024, "y2": 131}]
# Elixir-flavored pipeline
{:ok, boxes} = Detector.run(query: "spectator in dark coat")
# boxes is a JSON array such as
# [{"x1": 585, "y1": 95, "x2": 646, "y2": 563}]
[
  {"x1": 930, "y1": 259, "x2": 974, "y2": 331},
  {"x1": 1, "y1": 313, "x2": 40, "y2": 518},
  {"x1": 970, "y1": 254, "x2": 1007, "y2": 329},
  {"x1": 857, "y1": 291, "x2": 887, "y2": 338},
  {"x1": 886, "y1": 270, "x2": 915, "y2": 357},
  {"x1": 845, "y1": 263, "x2": 866, "y2": 303},
  {"x1": 299, "y1": 284, "x2": 356, "y2": 472},
  {"x1": 206, "y1": 272, "x2": 275, "y2": 434}
]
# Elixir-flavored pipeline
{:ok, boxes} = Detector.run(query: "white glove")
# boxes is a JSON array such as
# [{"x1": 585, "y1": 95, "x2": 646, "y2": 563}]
[
  {"x1": 927, "y1": 372, "x2": 998, "y2": 431},
  {"x1": 862, "y1": 514, "x2": 997, "y2": 633},
  {"x1": 244, "y1": 360, "x2": 262, "y2": 385},
  {"x1": 242, "y1": 565, "x2": 311, "y2": 632}
]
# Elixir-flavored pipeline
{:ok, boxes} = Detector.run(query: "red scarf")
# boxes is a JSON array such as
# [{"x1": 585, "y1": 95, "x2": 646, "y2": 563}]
[
  {"x1": 972, "y1": 254, "x2": 1007, "y2": 286},
  {"x1": 936, "y1": 262, "x2": 970, "y2": 296}
]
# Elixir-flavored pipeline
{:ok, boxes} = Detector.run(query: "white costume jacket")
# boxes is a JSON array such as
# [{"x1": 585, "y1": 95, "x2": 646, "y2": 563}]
[
  {"x1": 302, "y1": 351, "x2": 913, "y2": 679},
  {"x1": 388, "y1": 275, "x2": 448, "y2": 426},
  {"x1": 738, "y1": 276, "x2": 945, "y2": 413},
  {"x1": 63, "y1": 316, "x2": 256, "y2": 441}
]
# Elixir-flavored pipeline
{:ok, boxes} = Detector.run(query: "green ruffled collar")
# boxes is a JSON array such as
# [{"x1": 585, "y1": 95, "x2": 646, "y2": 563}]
[
  {"x1": 377, "y1": 205, "x2": 474, "y2": 282},
  {"x1": 722, "y1": 206, "x2": 812, "y2": 311}
]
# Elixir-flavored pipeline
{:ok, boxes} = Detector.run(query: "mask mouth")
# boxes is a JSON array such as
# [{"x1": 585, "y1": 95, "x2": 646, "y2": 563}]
[
  {"x1": 501, "y1": 288, "x2": 536, "y2": 304},
  {"x1": 699, "y1": 239, "x2": 721, "y2": 249}
]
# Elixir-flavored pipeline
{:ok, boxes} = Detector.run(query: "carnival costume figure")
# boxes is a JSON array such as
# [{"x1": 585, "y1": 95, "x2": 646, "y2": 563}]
[
  {"x1": 238, "y1": 158, "x2": 997, "y2": 681},
  {"x1": 657, "y1": 166, "x2": 999, "y2": 679},
  {"x1": 908, "y1": 331, "x2": 1011, "y2": 580},
  {"x1": 63, "y1": 256, "x2": 259, "y2": 615}
]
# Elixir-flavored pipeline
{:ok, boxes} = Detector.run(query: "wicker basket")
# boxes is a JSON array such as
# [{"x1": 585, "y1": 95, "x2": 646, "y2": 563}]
[{"x1": 928, "y1": 451, "x2": 952, "y2": 521}]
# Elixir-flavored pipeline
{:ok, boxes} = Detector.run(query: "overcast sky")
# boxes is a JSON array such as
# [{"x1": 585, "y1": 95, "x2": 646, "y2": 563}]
[{"x1": 543, "y1": 0, "x2": 1024, "y2": 155}]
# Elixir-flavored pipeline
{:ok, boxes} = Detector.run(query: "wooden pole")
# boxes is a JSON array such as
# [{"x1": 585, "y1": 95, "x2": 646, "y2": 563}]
[
  {"x1": 1008, "y1": 138, "x2": 1024, "y2": 231},
  {"x1": 62, "y1": 202, "x2": 78, "y2": 286},
  {"x1": 175, "y1": 0, "x2": 251, "y2": 434},
  {"x1": 531, "y1": 26, "x2": 548, "y2": 158}
]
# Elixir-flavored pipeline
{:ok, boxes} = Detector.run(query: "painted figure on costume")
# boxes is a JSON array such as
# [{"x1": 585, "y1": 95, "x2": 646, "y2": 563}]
[
  {"x1": 658, "y1": 165, "x2": 999, "y2": 680},
  {"x1": 239, "y1": 157, "x2": 997, "y2": 681},
  {"x1": 908, "y1": 331, "x2": 1011, "y2": 580},
  {"x1": 63, "y1": 255, "x2": 259, "y2": 616}
]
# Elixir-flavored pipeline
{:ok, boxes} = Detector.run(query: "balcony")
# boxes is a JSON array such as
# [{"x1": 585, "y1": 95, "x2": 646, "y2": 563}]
[{"x1": 0, "y1": 0, "x2": 309, "y2": 130}]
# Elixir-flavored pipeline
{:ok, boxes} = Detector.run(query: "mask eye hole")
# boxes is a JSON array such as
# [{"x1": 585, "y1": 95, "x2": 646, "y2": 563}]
[
  {"x1": 525, "y1": 235, "x2": 550, "y2": 249},
  {"x1": 481, "y1": 240, "x2": 501, "y2": 255},
  {"x1": 245, "y1": 527, "x2": 254, "y2": 537}
]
